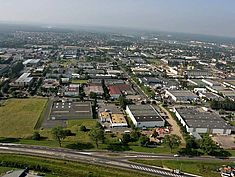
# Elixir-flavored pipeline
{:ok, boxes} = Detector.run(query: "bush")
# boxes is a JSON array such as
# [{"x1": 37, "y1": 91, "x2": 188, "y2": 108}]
[
  {"x1": 80, "y1": 125, "x2": 87, "y2": 132},
  {"x1": 32, "y1": 132, "x2": 41, "y2": 141}
]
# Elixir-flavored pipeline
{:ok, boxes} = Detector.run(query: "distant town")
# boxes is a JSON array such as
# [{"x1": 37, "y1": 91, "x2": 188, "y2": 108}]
[{"x1": 0, "y1": 24, "x2": 235, "y2": 177}]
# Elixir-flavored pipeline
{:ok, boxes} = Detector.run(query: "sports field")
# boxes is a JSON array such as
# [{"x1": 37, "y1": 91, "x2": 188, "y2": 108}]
[{"x1": 0, "y1": 98, "x2": 48, "y2": 138}]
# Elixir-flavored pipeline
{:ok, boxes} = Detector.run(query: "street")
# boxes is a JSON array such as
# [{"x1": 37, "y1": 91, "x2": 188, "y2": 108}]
[{"x1": 0, "y1": 143, "x2": 203, "y2": 177}]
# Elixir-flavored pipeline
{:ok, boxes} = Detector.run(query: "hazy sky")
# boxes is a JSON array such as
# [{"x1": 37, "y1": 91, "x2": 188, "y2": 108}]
[{"x1": 0, "y1": 0, "x2": 235, "y2": 37}]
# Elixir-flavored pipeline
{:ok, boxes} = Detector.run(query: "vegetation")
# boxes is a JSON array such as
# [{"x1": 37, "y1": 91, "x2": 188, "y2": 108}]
[
  {"x1": 89, "y1": 127, "x2": 105, "y2": 148},
  {"x1": 71, "y1": 79, "x2": 88, "y2": 84},
  {"x1": 0, "y1": 98, "x2": 48, "y2": 138},
  {"x1": 164, "y1": 134, "x2": 181, "y2": 153},
  {"x1": 131, "y1": 159, "x2": 234, "y2": 177},
  {"x1": 101, "y1": 79, "x2": 110, "y2": 100},
  {"x1": 0, "y1": 154, "x2": 152, "y2": 177},
  {"x1": 32, "y1": 131, "x2": 41, "y2": 141},
  {"x1": 51, "y1": 126, "x2": 69, "y2": 147},
  {"x1": 210, "y1": 99, "x2": 235, "y2": 111}
]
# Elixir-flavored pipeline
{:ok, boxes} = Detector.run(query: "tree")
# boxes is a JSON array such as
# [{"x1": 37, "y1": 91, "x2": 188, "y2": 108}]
[
  {"x1": 122, "y1": 134, "x2": 131, "y2": 145},
  {"x1": 89, "y1": 128, "x2": 105, "y2": 148},
  {"x1": 90, "y1": 92, "x2": 97, "y2": 99},
  {"x1": 101, "y1": 79, "x2": 110, "y2": 100},
  {"x1": 130, "y1": 130, "x2": 140, "y2": 142},
  {"x1": 118, "y1": 95, "x2": 128, "y2": 109},
  {"x1": 140, "y1": 135, "x2": 150, "y2": 147},
  {"x1": 199, "y1": 134, "x2": 219, "y2": 155},
  {"x1": 32, "y1": 131, "x2": 41, "y2": 140},
  {"x1": 164, "y1": 134, "x2": 181, "y2": 153},
  {"x1": 80, "y1": 125, "x2": 87, "y2": 132},
  {"x1": 51, "y1": 126, "x2": 67, "y2": 147}
]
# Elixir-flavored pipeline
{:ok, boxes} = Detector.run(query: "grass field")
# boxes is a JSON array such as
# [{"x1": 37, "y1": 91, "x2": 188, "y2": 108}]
[
  {"x1": 0, "y1": 98, "x2": 48, "y2": 138},
  {"x1": 0, "y1": 167, "x2": 15, "y2": 176},
  {"x1": 131, "y1": 159, "x2": 234, "y2": 177},
  {"x1": 129, "y1": 145, "x2": 180, "y2": 154},
  {"x1": 71, "y1": 79, "x2": 88, "y2": 84},
  {"x1": 0, "y1": 154, "x2": 155, "y2": 177}
]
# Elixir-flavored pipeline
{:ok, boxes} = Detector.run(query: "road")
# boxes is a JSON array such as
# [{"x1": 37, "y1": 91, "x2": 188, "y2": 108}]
[
  {"x1": 0, "y1": 143, "x2": 202, "y2": 177},
  {"x1": 113, "y1": 59, "x2": 149, "y2": 100},
  {"x1": 158, "y1": 105, "x2": 185, "y2": 144}
]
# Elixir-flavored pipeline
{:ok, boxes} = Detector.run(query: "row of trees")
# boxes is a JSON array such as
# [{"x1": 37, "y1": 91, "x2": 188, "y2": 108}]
[{"x1": 210, "y1": 99, "x2": 235, "y2": 111}]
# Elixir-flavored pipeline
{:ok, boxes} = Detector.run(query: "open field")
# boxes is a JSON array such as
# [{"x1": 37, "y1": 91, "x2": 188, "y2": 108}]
[
  {"x1": 0, "y1": 154, "x2": 154, "y2": 177},
  {"x1": 71, "y1": 79, "x2": 88, "y2": 84},
  {"x1": 0, "y1": 98, "x2": 48, "y2": 138},
  {"x1": 129, "y1": 145, "x2": 180, "y2": 154},
  {"x1": 131, "y1": 159, "x2": 235, "y2": 177}
]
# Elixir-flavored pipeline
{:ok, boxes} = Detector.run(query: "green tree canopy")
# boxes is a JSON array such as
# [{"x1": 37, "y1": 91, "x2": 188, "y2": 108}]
[
  {"x1": 199, "y1": 134, "x2": 219, "y2": 155},
  {"x1": 164, "y1": 134, "x2": 181, "y2": 153},
  {"x1": 89, "y1": 128, "x2": 105, "y2": 148},
  {"x1": 51, "y1": 126, "x2": 68, "y2": 147}
]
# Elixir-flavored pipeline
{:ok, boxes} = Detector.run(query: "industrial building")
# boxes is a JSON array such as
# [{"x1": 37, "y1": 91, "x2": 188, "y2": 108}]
[
  {"x1": 110, "y1": 114, "x2": 128, "y2": 128},
  {"x1": 165, "y1": 90, "x2": 198, "y2": 102},
  {"x1": 64, "y1": 84, "x2": 80, "y2": 97},
  {"x1": 174, "y1": 107, "x2": 231, "y2": 135},
  {"x1": 100, "y1": 111, "x2": 111, "y2": 122},
  {"x1": 23, "y1": 59, "x2": 41, "y2": 67},
  {"x1": 87, "y1": 84, "x2": 104, "y2": 96},
  {"x1": 50, "y1": 101, "x2": 92, "y2": 120},
  {"x1": 126, "y1": 105, "x2": 165, "y2": 128},
  {"x1": 15, "y1": 73, "x2": 33, "y2": 87},
  {"x1": 108, "y1": 84, "x2": 133, "y2": 99}
]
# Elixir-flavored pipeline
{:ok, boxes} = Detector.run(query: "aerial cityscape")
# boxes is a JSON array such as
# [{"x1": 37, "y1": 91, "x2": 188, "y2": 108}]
[{"x1": 0, "y1": 1, "x2": 235, "y2": 177}]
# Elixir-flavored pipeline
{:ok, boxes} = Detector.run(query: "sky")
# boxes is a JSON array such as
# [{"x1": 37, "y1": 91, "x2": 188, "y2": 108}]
[{"x1": 0, "y1": 0, "x2": 235, "y2": 37}]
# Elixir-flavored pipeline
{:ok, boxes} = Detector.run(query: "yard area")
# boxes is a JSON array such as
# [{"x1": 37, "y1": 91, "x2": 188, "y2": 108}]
[
  {"x1": 0, "y1": 98, "x2": 48, "y2": 138},
  {"x1": 131, "y1": 159, "x2": 234, "y2": 177}
]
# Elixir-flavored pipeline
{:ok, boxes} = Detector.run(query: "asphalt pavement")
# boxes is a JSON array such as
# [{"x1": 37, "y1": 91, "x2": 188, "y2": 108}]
[{"x1": 0, "y1": 143, "x2": 202, "y2": 177}]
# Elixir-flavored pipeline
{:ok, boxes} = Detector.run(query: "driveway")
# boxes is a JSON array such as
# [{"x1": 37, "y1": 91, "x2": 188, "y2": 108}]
[{"x1": 158, "y1": 105, "x2": 185, "y2": 145}]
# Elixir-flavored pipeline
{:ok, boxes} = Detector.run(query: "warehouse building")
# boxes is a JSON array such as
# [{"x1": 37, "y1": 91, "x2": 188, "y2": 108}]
[
  {"x1": 174, "y1": 107, "x2": 231, "y2": 135},
  {"x1": 15, "y1": 73, "x2": 33, "y2": 87},
  {"x1": 165, "y1": 90, "x2": 198, "y2": 102},
  {"x1": 64, "y1": 84, "x2": 80, "y2": 97},
  {"x1": 87, "y1": 84, "x2": 104, "y2": 96},
  {"x1": 50, "y1": 101, "x2": 92, "y2": 120},
  {"x1": 126, "y1": 105, "x2": 165, "y2": 128},
  {"x1": 23, "y1": 59, "x2": 41, "y2": 67}
]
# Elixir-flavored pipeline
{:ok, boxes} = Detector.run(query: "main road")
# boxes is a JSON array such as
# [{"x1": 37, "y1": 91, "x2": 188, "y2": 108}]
[{"x1": 0, "y1": 143, "x2": 203, "y2": 177}]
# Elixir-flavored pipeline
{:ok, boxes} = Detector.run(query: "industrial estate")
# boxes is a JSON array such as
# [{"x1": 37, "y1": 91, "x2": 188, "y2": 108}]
[{"x1": 0, "y1": 23, "x2": 235, "y2": 177}]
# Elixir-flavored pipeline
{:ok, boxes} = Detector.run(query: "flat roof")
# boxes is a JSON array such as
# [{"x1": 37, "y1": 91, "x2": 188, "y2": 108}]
[
  {"x1": 15, "y1": 73, "x2": 33, "y2": 83},
  {"x1": 50, "y1": 102, "x2": 92, "y2": 120},
  {"x1": 88, "y1": 85, "x2": 104, "y2": 93},
  {"x1": 175, "y1": 107, "x2": 231, "y2": 129},
  {"x1": 23, "y1": 59, "x2": 40, "y2": 65},
  {"x1": 167, "y1": 90, "x2": 197, "y2": 97},
  {"x1": 111, "y1": 114, "x2": 127, "y2": 124},
  {"x1": 100, "y1": 112, "x2": 111, "y2": 119},
  {"x1": 127, "y1": 105, "x2": 164, "y2": 122}
]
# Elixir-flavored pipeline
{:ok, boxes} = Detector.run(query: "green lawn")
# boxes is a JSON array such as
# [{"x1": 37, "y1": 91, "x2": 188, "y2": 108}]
[
  {"x1": 0, "y1": 98, "x2": 48, "y2": 138},
  {"x1": 71, "y1": 79, "x2": 88, "y2": 84},
  {"x1": 0, "y1": 154, "x2": 154, "y2": 177},
  {"x1": 129, "y1": 145, "x2": 180, "y2": 154},
  {"x1": 131, "y1": 159, "x2": 234, "y2": 177},
  {"x1": 0, "y1": 167, "x2": 16, "y2": 176}
]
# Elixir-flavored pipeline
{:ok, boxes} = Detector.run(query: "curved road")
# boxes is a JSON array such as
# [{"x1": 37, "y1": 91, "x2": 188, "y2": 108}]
[{"x1": 0, "y1": 143, "x2": 202, "y2": 177}]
